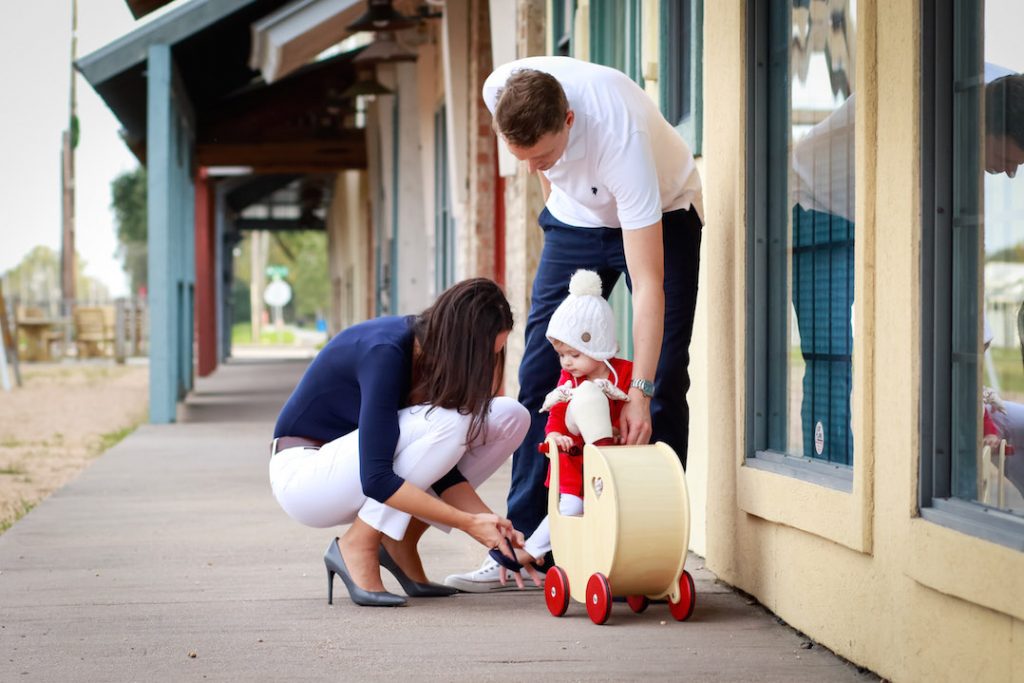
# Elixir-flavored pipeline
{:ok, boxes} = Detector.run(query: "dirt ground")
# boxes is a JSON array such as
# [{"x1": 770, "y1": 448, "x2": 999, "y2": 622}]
[{"x1": 0, "y1": 362, "x2": 148, "y2": 533}]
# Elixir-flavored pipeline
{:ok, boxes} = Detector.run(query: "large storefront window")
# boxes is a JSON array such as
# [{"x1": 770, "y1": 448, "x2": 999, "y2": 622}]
[
  {"x1": 749, "y1": 0, "x2": 857, "y2": 474},
  {"x1": 923, "y1": 0, "x2": 1024, "y2": 546},
  {"x1": 551, "y1": 0, "x2": 575, "y2": 57},
  {"x1": 660, "y1": 0, "x2": 704, "y2": 154},
  {"x1": 974, "y1": 4, "x2": 1024, "y2": 515},
  {"x1": 590, "y1": 0, "x2": 643, "y2": 358}
]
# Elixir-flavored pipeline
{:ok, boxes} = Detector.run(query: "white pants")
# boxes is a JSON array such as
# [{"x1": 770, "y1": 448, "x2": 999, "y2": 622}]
[
  {"x1": 522, "y1": 494, "x2": 584, "y2": 559},
  {"x1": 269, "y1": 396, "x2": 529, "y2": 540}
]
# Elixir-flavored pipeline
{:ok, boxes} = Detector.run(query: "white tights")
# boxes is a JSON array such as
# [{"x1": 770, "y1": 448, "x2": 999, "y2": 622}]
[
  {"x1": 522, "y1": 494, "x2": 584, "y2": 560},
  {"x1": 269, "y1": 396, "x2": 529, "y2": 540}
]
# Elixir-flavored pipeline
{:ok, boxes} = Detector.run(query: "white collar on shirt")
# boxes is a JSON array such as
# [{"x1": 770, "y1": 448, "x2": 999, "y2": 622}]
[{"x1": 560, "y1": 111, "x2": 588, "y2": 164}]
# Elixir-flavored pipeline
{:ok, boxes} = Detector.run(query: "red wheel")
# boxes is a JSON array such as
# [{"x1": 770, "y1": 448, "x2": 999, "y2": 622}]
[
  {"x1": 585, "y1": 573, "x2": 613, "y2": 625},
  {"x1": 545, "y1": 566, "x2": 570, "y2": 617},
  {"x1": 626, "y1": 595, "x2": 649, "y2": 613},
  {"x1": 668, "y1": 570, "x2": 696, "y2": 621}
]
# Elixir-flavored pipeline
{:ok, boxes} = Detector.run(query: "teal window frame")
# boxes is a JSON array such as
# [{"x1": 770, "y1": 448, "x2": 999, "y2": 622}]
[
  {"x1": 551, "y1": 0, "x2": 576, "y2": 57},
  {"x1": 659, "y1": 0, "x2": 703, "y2": 155},
  {"x1": 589, "y1": 0, "x2": 643, "y2": 84},
  {"x1": 589, "y1": 0, "x2": 644, "y2": 358},
  {"x1": 434, "y1": 106, "x2": 455, "y2": 293},
  {"x1": 920, "y1": 0, "x2": 1024, "y2": 550},
  {"x1": 745, "y1": 0, "x2": 854, "y2": 489}
]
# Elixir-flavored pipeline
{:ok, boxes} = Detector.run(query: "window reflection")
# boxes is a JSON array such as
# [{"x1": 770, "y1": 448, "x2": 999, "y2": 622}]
[
  {"x1": 786, "y1": 0, "x2": 856, "y2": 464},
  {"x1": 976, "y1": 0, "x2": 1024, "y2": 514}
]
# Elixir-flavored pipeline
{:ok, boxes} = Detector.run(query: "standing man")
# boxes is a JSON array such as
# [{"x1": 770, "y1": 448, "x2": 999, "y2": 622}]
[{"x1": 445, "y1": 56, "x2": 704, "y2": 592}]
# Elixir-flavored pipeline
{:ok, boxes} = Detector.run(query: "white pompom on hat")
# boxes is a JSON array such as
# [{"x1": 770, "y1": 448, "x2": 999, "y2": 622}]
[{"x1": 545, "y1": 269, "x2": 618, "y2": 360}]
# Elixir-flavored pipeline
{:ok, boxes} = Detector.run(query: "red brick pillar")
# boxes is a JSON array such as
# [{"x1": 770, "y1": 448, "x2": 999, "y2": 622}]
[{"x1": 194, "y1": 168, "x2": 217, "y2": 377}]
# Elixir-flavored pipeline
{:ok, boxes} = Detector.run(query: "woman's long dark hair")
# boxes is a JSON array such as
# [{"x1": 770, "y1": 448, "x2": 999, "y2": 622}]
[{"x1": 411, "y1": 278, "x2": 514, "y2": 444}]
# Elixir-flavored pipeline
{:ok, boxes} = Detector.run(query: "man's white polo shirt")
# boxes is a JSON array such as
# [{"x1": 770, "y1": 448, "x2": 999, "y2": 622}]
[{"x1": 483, "y1": 56, "x2": 703, "y2": 230}]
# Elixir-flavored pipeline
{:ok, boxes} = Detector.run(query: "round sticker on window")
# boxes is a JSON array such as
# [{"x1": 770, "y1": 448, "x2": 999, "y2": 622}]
[{"x1": 814, "y1": 421, "x2": 825, "y2": 456}]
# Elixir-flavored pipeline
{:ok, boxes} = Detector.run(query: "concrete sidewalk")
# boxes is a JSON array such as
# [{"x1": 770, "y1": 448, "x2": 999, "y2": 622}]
[{"x1": 0, "y1": 358, "x2": 877, "y2": 682}]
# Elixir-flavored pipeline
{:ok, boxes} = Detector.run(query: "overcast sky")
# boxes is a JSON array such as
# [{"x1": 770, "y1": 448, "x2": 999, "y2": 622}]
[
  {"x1": 1, "y1": 1, "x2": 1021, "y2": 299},
  {"x1": 0, "y1": 0, "x2": 187, "y2": 298}
]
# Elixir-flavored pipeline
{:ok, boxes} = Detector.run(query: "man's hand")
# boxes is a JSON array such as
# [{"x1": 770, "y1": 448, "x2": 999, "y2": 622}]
[
  {"x1": 620, "y1": 223, "x2": 664, "y2": 446},
  {"x1": 619, "y1": 392, "x2": 653, "y2": 445}
]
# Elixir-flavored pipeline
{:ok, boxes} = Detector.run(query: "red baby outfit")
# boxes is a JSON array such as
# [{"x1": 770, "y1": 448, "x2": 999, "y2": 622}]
[{"x1": 544, "y1": 357, "x2": 634, "y2": 496}]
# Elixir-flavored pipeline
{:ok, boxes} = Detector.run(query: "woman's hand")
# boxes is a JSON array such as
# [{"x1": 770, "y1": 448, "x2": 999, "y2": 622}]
[
  {"x1": 464, "y1": 515, "x2": 541, "y2": 589},
  {"x1": 463, "y1": 512, "x2": 513, "y2": 549}
]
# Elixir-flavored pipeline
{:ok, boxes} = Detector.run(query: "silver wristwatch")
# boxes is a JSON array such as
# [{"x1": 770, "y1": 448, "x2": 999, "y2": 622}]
[{"x1": 630, "y1": 378, "x2": 655, "y2": 398}]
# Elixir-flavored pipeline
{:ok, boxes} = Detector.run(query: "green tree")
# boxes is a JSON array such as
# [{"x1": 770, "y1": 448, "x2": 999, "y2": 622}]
[
  {"x1": 988, "y1": 241, "x2": 1024, "y2": 262},
  {"x1": 233, "y1": 230, "x2": 330, "y2": 328},
  {"x1": 110, "y1": 166, "x2": 147, "y2": 296},
  {"x1": 268, "y1": 230, "x2": 330, "y2": 325},
  {"x1": 1, "y1": 246, "x2": 108, "y2": 305}
]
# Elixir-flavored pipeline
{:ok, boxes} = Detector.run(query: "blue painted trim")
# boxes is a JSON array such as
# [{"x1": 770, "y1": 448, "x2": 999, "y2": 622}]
[
  {"x1": 147, "y1": 45, "x2": 177, "y2": 423},
  {"x1": 390, "y1": 95, "x2": 400, "y2": 312},
  {"x1": 146, "y1": 44, "x2": 196, "y2": 423},
  {"x1": 375, "y1": 115, "x2": 384, "y2": 316},
  {"x1": 589, "y1": 0, "x2": 642, "y2": 358},
  {"x1": 434, "y1": 106, "x2": 451, "y2": 293},
  {"x1": 78, "y1": 0, "x2": 249, "y2": 86},
  {"x1": 181, "y1": 194, "x2": 195, "y2": 395}
]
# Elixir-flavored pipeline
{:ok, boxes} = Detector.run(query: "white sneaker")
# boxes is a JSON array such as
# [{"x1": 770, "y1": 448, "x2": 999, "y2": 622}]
[{"x1": 443, "y1": 556, "x2": 543, "y2": 593}]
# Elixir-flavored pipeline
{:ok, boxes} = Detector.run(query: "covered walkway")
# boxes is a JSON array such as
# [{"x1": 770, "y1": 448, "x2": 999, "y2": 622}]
[{"x1": 0, "y1": 358, "x2": 875, "y2": 681}]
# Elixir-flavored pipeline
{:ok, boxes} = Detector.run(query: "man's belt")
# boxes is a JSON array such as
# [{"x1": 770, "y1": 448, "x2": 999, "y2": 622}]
[{"x1": 271, "y1": 436, "x2": 326, "y2": 456}]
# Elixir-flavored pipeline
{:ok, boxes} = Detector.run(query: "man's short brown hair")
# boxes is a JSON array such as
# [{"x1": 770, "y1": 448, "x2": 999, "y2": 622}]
[
  {"x1": 987, "y1": 74, "x2": 1024, "y2": 149},
  {"x1": 493, "y1": 69, "x2": 569, "y2": 148}
]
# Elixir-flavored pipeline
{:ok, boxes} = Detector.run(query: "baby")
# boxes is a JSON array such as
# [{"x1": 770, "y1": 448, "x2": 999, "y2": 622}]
[{"x1": 492, "y1": 269, "x2": 633, "y2": 571}]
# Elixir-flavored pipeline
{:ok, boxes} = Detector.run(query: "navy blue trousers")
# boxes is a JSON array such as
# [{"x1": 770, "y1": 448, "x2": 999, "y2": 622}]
[{"x1": 507, "y1": 206, "x2": 703, "y2": 537}]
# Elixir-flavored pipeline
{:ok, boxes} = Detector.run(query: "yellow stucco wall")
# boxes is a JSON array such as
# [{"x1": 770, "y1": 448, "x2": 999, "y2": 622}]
[{"x1": 700, "y1": 1, "x2": 1024, "y2": 681}]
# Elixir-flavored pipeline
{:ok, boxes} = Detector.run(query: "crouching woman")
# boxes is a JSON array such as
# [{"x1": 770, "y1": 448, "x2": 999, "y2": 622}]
[{"x1": 269, "y1": 279, "x2": 535, "y2": 607}]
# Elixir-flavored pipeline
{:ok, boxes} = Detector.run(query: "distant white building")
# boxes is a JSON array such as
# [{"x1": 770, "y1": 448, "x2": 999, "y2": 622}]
[{"x1": 985, "y1": 261, "x2": 1024, "y2": 348}]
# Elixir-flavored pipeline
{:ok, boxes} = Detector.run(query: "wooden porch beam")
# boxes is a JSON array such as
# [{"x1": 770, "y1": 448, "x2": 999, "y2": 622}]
[
  {"x1": 195, "y1": 140, "x2": 367, "y2": 170},
  {"x1": 235, "y1": 218, "x2": 326, "y2": 232}
]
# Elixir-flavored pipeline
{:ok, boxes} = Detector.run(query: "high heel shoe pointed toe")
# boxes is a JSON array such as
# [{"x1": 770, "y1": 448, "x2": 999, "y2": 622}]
[
  {"x1": 324, "y1": 538, "x2": 407, "y2": 607},
  {"x1": 379, "y1": 546, "x2": 458, "y2": 597}
]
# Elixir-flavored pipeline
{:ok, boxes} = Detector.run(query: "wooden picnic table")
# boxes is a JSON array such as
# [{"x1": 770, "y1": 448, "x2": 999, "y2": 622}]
[{"x1": 16, "y1": 317, "x2": 65, "y2": 362}]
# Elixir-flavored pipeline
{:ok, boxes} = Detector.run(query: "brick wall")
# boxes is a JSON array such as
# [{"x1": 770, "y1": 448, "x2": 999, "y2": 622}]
[{"x1": 466, "y1": 0, "x2": 496, "y2": 281}]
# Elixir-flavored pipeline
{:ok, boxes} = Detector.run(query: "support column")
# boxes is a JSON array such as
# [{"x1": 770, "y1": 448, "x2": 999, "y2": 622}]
[
  {"x1": 442, "y1": 0, "x2": 470, "y2": 279},
  {"x1": 147, "y1": 44, "x2": 195, "y2": 423},
  {"x1": 466, "y1": 0, "x2": 497, "y2": 281},
  {"x1": 194, "y1": 168, "x2": 217, "y2": 377}
]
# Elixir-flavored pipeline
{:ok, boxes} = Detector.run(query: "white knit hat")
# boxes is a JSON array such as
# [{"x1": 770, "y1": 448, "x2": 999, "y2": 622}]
[{"x1": 545, "y1": 270, "x2": 618, "y2": 360}]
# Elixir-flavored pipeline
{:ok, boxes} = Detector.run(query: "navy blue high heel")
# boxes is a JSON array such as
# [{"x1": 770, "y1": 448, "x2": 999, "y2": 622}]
[
  {"x1": 324, "y1": 538, "x2": 406, "y2": 607},
  {"x1": 488, "y1": 536, "x2": 544, "y2": 573},
  {"x1": 378, "y1": 546, "x2": 457, "y2": 597}
]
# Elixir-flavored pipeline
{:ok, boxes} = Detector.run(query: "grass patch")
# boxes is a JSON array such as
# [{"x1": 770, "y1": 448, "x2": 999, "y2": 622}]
[
  {"x1": 0, "y1": 498, "x2": 36, "y2": 535},
  {"x1": 0, "y1": 465, "x2": 25, "y2": 475},
  {"x1": 0, "y1": 436, "x2": 23, "y2": 448},
  {"x1": 989, "y1": 347, "x2": 1024, "y2": 398},
  {"x1": 92, "y1": 423, "x2": 140, "y2": 456},
  {"x1": 232, "y1": 322, "x2": 296, "y2": 345}
]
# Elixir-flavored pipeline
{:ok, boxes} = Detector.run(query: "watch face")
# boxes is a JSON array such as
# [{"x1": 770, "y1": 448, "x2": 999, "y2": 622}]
[{"x1": 631, "y1": 379, "x2": 654, "y2": 397}]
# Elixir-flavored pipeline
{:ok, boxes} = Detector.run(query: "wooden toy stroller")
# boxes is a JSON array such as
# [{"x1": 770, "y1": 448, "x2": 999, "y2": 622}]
[{"x1": 542, "y1": 435, "x2": 696, "y2": 625}]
